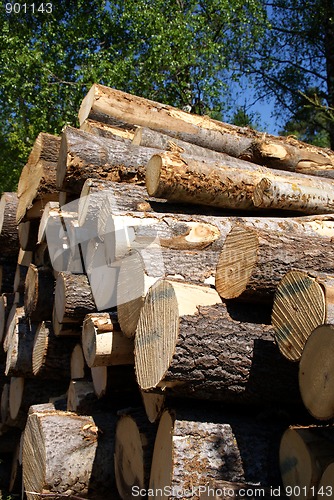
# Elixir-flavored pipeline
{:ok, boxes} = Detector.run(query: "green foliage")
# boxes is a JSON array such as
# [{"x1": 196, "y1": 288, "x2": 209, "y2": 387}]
[
  {"x1": 250, "y1": 0, "x2": 334, "y2": 147},
  {"x1": 0, "y1": 0, "x2": 266, "y2": 192}
]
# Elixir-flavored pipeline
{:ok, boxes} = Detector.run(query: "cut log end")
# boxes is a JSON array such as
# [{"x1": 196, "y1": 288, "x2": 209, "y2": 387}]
[
  {"x1": 318, "y1": 463, "x2": 334, "y2": 498},
  {"x1": 299, "y1": 324, "x2": 334, "y2": 420},
  {"x1": 114, "y1": 415, "x2": 146, "y2": 497},
  {"x1": 272, "y1": 270, "x2": 325, "y2": 361},
  {"x1": 215, "y1": 225, "x2": 258, "y2": 299},
  {"x1": 148, "y1": 409, "x2": 174, "y2": 496},
  {"x1": 146, "y1": 155, "x2": 162, "y2": 197}
]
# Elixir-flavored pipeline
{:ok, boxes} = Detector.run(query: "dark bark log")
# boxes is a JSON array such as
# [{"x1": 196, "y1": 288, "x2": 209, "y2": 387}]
[
  {"x1": 56, "y1": 125, "x2": 159, "y2": 194},
  {"x1": 135, "y1": 280, "x2": 301, "y2": 407},
  {"x1": 54, "y1": 272, "x2": 96, "y2": 324}
]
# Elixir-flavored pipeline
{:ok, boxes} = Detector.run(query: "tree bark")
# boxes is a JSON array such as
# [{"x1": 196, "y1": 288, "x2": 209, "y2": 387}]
[
  {"x1": 215, "y1": 224, "x2": 334, "y2": 303},
  {"x1": 0, "y1": 192, "x2": 19, "y2": 259},
  {"x1": 135, "y1": 280, "x2": 301, "y2": 406},
  {"x1": 272, "y1": 270, "x2": 334, "y2": 361},
  {"x1": 22, "y1": 408, "x2": 118, "y2": 499},
  {"x1": 253, "y1": 176, "x2": 334, "y2": 214},
  {"x1": 32, "y1": 321, "x2": 76, "y2": 379},
  {"x1": 16, "y1": 133, "x2": 60, "y2": 223},
  {"x1": 5, "y1": 312, "x2": 35, "y2": 378},
  {"x1": 149, "y1": 407, "x2": 285, "y2": 500},
  {"x1": 299, "y1": 324, "x2": 334, "y2": 420},
  {"x1": 78, "y1": 84, "x2": 334, "y2": 176},
  {"x1": 82, "y1": 312, "x2": 134, "y2": 367},
  {"x1": 279, "y1": 426, "x2": 334, "y2": 500},
  {"x1": 56, "y1": 125, "x2": 159, "y2": 194},
  {"x1": 146, "y1": 151, "x2": 334, "y2": 213},
  {"x1": 115, "y1": 407, "x2": 157, "y2": 500},
  {"x1": 54, "y1": 272, "x2": 96, "y2": 324},
  {"x1": 24, "y1": 264, "x2": 55, "y2": 322}
]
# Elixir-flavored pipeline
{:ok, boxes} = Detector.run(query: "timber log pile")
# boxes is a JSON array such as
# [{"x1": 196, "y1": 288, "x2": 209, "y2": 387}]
[{"x1": 0, "y1": 84, "x2": 334, "y2": 498}]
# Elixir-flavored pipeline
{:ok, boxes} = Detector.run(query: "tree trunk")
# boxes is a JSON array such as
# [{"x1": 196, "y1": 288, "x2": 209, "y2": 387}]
[
  {"x1": 16, "y1": 133, "x2": 60, "y2": 223},
  {"x1": 272, "y1": 270, "x2": 334, "y2": 361},
  {"x1": 22, "y1": 408, "x2": 118, "y2": 499},
  {"x1": 0, "y1": 192, "x2": 19, "y2": 259},
  {"x1": 253, "y1": 176, "x2": 334, "y2": 214},
  {"x1": 149, "y1": 407, "x2": 285, "y2": 500},
  {"x1": 215, "y1": 224, "x2": 334, "y2": 303},
  {"x1": 81, "y1": 118, "x2": 135, "y2": 142},
  {"x1": 5, "y1": 313, "x2": 35, "y2": 378},
  {"x1": 115, "y1": 407, "x2": 157, "y2": 499},
  {"x1": 299, "y1": 324, "x2": 334, "y2": 420},
  {"x1": 82, "y1": 312, "x2": 134, "y2": 367},
  {"x1": 279, "y1": 426, "x2": 334, "y2": 500},
  {"x1": 56, "y1": 125, "x2": 159, "y2": 194},
  {"x1": 24, "y1": 264, "x2": 55, "y2": 322},
  {"x1": 32, "y1": 321, "x2": 77, "y2": 379},
  {"x1": 54, "y1": 272, "x2": 96, "y2": 324},
  {"x1": 135, "y1": 280, "x2": 301, "y2": 406},
  {"x1": 78, "y1": 84, "x2": 334, "y2": 176},
  {"x1": 146, "y1": 151, "x2": 334, "y2": 213}
]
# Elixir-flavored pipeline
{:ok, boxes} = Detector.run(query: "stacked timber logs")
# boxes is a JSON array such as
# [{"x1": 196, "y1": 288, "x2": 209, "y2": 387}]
[{"x1": 1, "y1": 84, "x2": 334, "y2": 499}]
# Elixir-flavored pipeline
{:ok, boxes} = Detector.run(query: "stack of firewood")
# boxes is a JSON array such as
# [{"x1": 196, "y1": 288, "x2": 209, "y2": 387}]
[{"x1": 0, "y1": 84, "x2": 334, "y2": 499}]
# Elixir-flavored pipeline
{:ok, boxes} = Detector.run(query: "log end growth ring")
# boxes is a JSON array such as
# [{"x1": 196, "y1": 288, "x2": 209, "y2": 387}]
[
  {"x1": 135, "y1": 280, "x2": 179, "y2": 390},
  {"x1": 272, "y1": 270, "x2": 325, "y2": 361},
  {"x1": 215, "y1": 225, "x2": 258, "y2": 299},
  {"x1": 299, "y1": 324, "x2": 334, "y2": 420}
]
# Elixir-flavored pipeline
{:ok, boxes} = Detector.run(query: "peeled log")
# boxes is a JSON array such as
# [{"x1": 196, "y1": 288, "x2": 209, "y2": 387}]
[
  {"x1": 215, "y1": 224, "x2": 334, "y2": 303},
  {"x1": 146, "y1": 151, "x2": 334, "y2": 213},
  {"x1": 80, "y1": 118, "x2": 135, "y2": 142},
  {"x1": 253, "y1": 176, "x2": 334, "y2": 214},
  {"x1": 115, "y1": 408, "x2": 157, "y2": 499},
  {"x1": 56, "y1": 125, "x2": 159, "y2": 194},
  {"x1": 135, "y1": 280, "x2": 301, "y2": 406},
  {"x1": 0, "y1": 192, "x2": 19, "y2": 259},
  {"x1": 299, "y1": 325, "x2": 334, "y2": 420},
  {"x1": 54, "y1": 272, "x2": 96, "y2": 324},
  {"x1": 279, "y1": 426, "x2": 334, "y2": 500},
  {"x1": 79, "y1": 84, "x2": 334, "y2": 176},
  {"x1": 16, "y1": 133, "x2": 60, "y2": 223},
  {"x1": 22, "y1": 409, "x2": 117, "y2": 499},
  {"x1": 272, "y1": 271, "x2": 334, "y2": 361},
  {"x1": 82, "y1": 312, "x2": 134, "y2": 367},
  {"x1": 149, "y1": 408, "x2": 284, "y2": 499}
]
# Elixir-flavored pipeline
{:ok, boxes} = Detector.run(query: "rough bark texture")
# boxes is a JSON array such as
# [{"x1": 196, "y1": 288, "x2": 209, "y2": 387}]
[
  {"x1": 54, "y1": 272, "x2": 96, "y2": 324},
  {"x1": 78, "y1": 84, "x2": 334, "y2": 176},
  {"x1": 0, "y1": 192, "x2": 19, "y2": 259},
  {"x1": 16, "y1": 133, "x2": 60, "y2": 223},
  {"x1": 215, "y1": 224, "x2": 334, "y2": 302},
  {"x1": 149, "y1": 407, "x2": 285, "y2": 500},
  {"x1": 56, "y1": 125, "x2": 159, "y2": 194},
  {"x1": 135, "y1": 280, "x2": 301, "y2": 407},
  {"x1": 22, "y1": 409, "x2": 118, "y2": 499}
]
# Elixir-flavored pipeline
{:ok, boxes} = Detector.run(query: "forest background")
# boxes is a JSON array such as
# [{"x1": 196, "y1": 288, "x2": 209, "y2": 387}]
[{"x1": 0, "y1": 0, "x2": 333, "y2": 192}]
